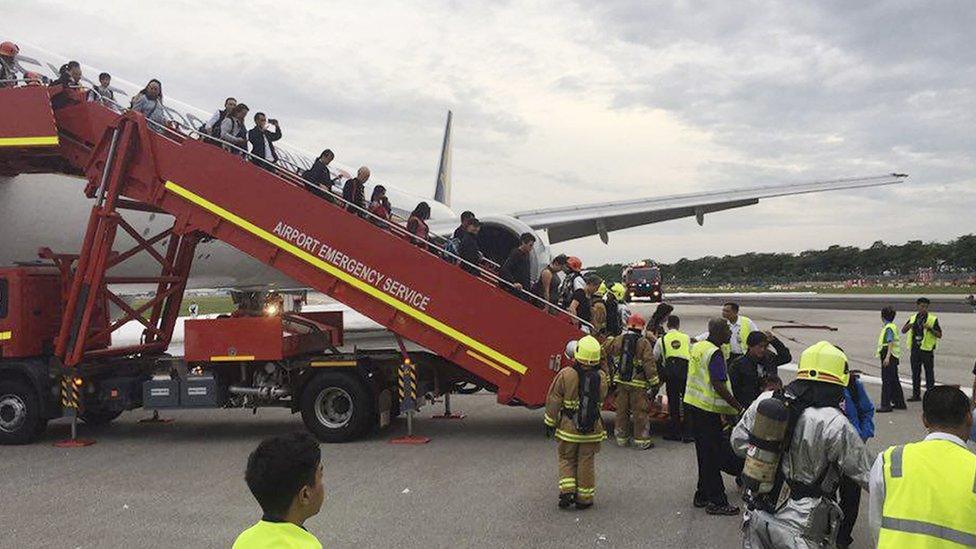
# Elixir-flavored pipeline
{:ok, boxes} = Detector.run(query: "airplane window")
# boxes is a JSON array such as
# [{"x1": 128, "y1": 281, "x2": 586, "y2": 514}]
[{"x1": 0, "y1": 278, "x2": 7, "y2": 318}]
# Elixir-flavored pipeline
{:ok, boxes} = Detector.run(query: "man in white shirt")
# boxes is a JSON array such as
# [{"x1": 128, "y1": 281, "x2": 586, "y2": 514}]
[
  {"x1": 868, "y1": 385, "x2": 975, "y2": 546},
  {"x1": 696, "y1": 302, "x2": 759, "y2": 359}
]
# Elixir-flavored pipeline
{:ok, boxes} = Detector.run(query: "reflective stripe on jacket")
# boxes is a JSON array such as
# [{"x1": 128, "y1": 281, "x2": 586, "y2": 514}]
[
  {"x1": 684, "y1": 340, "x2": 737, "y2": 415},
  {"x1": 878, "y1": 439, "x2": 976, "y2": 548},
  {"x1": 544, "y1": 364, "x2": 609, "y2": 443}
]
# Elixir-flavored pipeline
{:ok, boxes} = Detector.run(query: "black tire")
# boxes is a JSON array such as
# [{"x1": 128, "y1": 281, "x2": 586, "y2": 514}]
[
  {"x1": 300, "y1": 371, "x2": 374, "y2": 443},
  {"x1": 0, "y1": 379, "x2": 44, "y2": 445},
  {"x1": 80, "y1": 409, "x2": 123, "y2": 426}
]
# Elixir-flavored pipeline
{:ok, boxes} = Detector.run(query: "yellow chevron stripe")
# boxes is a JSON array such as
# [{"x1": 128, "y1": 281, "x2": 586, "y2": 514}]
[
  {"x1": 0, "y1": 331, "x2": 11, "y2": 341},
  {"x1": 165, "y1": 180, "x2": 528, "y2": 375}
]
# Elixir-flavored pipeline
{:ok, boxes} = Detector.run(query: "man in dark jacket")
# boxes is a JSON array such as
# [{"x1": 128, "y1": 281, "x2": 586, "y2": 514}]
[
  {"x1": 248, "y1": 113, "x2": 283, "y2": 170},
  {"x1": 728, "y1": 331, "x2": 792, "y2": 409},
  {"x1": 500, "y1": 232, "x2": 536, "y2": 300},
  {"x1": 458, "y1": 218, "x2": 482, "y2": 275},
  {"x1": 342, "y1": 167, "x2": 370, "y2": 215},
  {"x1": 453, "y1": 211, "x2": 475, "y2": 240}
]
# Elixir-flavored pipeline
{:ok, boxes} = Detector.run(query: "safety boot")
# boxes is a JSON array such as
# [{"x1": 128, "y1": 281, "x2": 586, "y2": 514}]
[
  {"x1": 634, "y1": 439, "x2": 655, "y2": 450},
  {"x1": 558, "y1": 493, "x2": 576, "y2": 509},
  {"x1": 575, "y1": 500, "x2": 593, "y2": 510},
  {"x1": 615, "y1": 436, "x2": 630, "y2": 447}
]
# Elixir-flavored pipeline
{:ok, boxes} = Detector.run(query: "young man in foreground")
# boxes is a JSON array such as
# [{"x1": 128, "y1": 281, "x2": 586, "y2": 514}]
[{"x1": 234, "y1": 433, "x2": 325, "y2": 549}]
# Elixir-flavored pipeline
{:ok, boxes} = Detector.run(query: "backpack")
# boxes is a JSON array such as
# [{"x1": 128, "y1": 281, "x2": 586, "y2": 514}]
[
  {"x1": 604, "y1": 295, "x2": 622, "y2": 336},
  {"x1": 573, "y1": 364, "x2": 602, "y2": 434},
  {"x1": 616, "y1": 331, "x2": 640, "y2": 382},
  {"x1": 558, "y1": 271, "x2": 581, "y2": 308}
]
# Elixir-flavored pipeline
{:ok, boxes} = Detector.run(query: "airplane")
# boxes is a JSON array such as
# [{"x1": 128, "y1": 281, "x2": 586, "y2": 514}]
[{"x1": 1, "y1": 40, "x2": 908, "y2": 297}]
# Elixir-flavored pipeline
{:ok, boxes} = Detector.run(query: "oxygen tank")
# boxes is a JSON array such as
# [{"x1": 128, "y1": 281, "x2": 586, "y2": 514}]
[{"x1": 742, "y1": 397, "x2": 789, "y2": 495}]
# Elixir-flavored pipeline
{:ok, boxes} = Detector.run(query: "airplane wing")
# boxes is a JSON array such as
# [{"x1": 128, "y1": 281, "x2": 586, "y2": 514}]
[{"x1": 512, "y1": 174, "x2": 908, "y2": 244}]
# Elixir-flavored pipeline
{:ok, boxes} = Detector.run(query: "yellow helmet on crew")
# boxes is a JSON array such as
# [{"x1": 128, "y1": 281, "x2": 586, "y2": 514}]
[
  {"x1": 594, "y1": 281, "x2": 608, "y2": 297},
  {"x1": 574, "y1": 335, "x2": 602, "y2": 366},
  {"x1": 610, "y1": 282, "x2": 626, "y2": 301},
  {"x1": 796, "y1": 341, "x2": 850, "y2": 387}
]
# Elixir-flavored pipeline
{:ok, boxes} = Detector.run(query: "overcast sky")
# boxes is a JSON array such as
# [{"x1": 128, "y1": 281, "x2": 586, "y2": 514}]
[{"x1": 5, "y1": 1, "x2": 974, "y2": 265}]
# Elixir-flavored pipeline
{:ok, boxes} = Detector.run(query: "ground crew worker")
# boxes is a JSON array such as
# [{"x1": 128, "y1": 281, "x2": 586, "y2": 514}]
[
  {"x1": 901, "y1": 297, "x2": 942, "y2": 400},
  {"x1": 868, "y1": 385, "x2": 975, "y2": 547},
  {"x1": 604, "y1": 314, "x2": 659, "y2": 449},
  {"x1": 544, "y1": 335, "x2": 609, "y2": 510},
  {"x1": 732, "y1": 341, "x2": 873, "y2": 548},
  {"x1": 684, "y1": 318, "x2": 744, "y2": 516},
  {"x1": 654, "y1": 315, "x2": 692, "y2": 442},
  {"x1": 876, "y1": 305, "x2": 906, "y2": 412},
  {"x1": 590, "y1": 282, "x2": 608, "y2": 340},
  {"x1": 702, "y1": 302, "x2": 759, "y2": 361},
  {"x1": 234, "y1": 433, "x2": 325, "y2": 549}
]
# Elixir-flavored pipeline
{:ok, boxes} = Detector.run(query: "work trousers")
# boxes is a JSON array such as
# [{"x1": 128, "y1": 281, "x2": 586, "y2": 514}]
[
  {"x1": 836, "y1": 475, "x2": 860, "y2": 548},
  {"x1": 879, "y1": 353, "x2": 906, "y2": 409},
  {"x1": 557, "y1": 440, "x2": 600, "y2": 503},
  {"x1": 663, "y1": 359, "x2": 689, "y2": 438},
  {"x1": 614, "y1": 384, "x2": 650, "y2": 446},
  {"x1": 909, "y1": 348, "x2": 935, "y2": 397},
  {"x1": 688, "y1": 406, "x2": 739, "y2": 506}
]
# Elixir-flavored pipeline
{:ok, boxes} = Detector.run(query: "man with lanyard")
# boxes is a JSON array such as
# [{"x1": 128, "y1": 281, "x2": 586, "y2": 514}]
[
  {"x1": 901, "y1": 297, "x2": 942, "y2": 401},
  {"x1": 654, "y1": 315, "x2": 693, "y2": 442},
  {"x1": 684, "y1": 317, "x2": 744, "y2": 516},
  {"x1": 868, "y1": 385, "x2": 975, "y2": 547},
  {"x1": 697, "y1": 302, "x2": 758, "y2": 362}
]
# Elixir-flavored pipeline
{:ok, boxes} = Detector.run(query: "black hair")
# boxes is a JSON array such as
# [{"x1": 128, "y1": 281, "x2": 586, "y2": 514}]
[
  {"x1": 139, "y1": 78, "x2": 163, "y2": 99},
  {"x1": 98, "y1": 72, "x2": 110, "y2": 80},
  {"x1": 583, "y1": 273, "x2": 602, "y2": 286},
  {"x1": 67, "y1": 60, "x2": 80, "y2": 70},
  {"x1": 254, "y1": 112, "x2": 266, "y2": 122},
  {"x1": 552, "y1": 254, "x2": 568, "y2": 266},
  {"x1": 649, "y1": 303, "x2": 674, "y2": 329},
  {"x1": 723, "y1": 302, "x2": 740, "y2": 312},
  {"x1": 460, "y1": 211, "x2": 475, "y2": 222},
  {"x1": 762, "y1": 375, "x2": 783, "y2": 390},
  {"x1": 225, "y1": 96, "x2": 236, "y2": 104},
  {"x1": 922, "y1": 386, "x2": 971, "y2": 429},
  {"x1": 746, "y1": 331, "x2": 768, "y2": 347},
  {"x1": 244, "y1": 432, "x2": 321, "y2": 517},
  {"x1": 916, "y1": 297, "x2": 931, "y2": 305},
  {"x1": 666, "y1": 315, "x2": 680, "y2": 329},
  {"x1": 881, "y1": 306, "x2": 896, "y2": 322},
  {"x1": 320, "y1": 149, "x2": 334, "y2": 159},
  {"x1": 411, "y1": 202, "x2": 431, "y2": 221},
  {"x1": 371, "y1": 185, "x2": 386, "y2": 201},
  {"x1": 467, "y1": 217, "x2": 481, "y2": 227},
  {"x1": 519, "y1": 232, "x2": 536, "y2": 245}
]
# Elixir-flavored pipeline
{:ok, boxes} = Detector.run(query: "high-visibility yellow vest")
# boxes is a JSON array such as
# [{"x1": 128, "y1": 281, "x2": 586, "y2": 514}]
[
  {"x1": 720, "y1": 315, "x2": 754, "y2": 359},
  {"x1": 879, "y1": 439, "x2": 976, "y2": 548},
  {"x1": 683, "y1": 340, "x2": 737, "y2": 415},
  {"x1": 906, "y1": 313, "x2": 939, "y2": 352},
  {"x1": 233, "y1": 520, "x2": 323, "y2": 549},
  {"x1": 662, "y1": 330, "x2": 691, "y2": 361},
  {"x1": 877, "y1": 322, "x2": 901, "y2": 359}
]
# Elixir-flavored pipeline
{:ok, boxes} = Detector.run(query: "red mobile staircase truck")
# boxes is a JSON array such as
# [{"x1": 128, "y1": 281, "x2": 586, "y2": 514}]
[{"x1": 0, "y1": 83, "x2": 586, "y2": 444}]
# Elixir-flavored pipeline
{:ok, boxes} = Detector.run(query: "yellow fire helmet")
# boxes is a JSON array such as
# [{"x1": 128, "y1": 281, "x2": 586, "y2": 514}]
[
  {"x1": 595, "y1": 281, "x2": 608, "y2": 297},
  {"x1": 610, "y1": 282, "x2": 626, "y2": 301},
  {"x1": 796, "y1": 341, "x2": 850, "y2": 387},
  {"x1": 574, "y1": 335, "x2": 602, "y2": 366}
]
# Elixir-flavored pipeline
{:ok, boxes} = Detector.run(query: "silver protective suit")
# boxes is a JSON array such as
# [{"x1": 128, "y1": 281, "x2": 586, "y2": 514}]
[{"x1": 731, "y1": 392, "x2": 873, "y2": 549}]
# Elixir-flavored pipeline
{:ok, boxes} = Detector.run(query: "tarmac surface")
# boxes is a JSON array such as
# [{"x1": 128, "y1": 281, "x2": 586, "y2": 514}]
[
  {"x1": 2, "y1": 303, "x2": 973, "y2": 548},
  {"x1": 667, "y1": 292, "x2": 976, "y2": 313}
]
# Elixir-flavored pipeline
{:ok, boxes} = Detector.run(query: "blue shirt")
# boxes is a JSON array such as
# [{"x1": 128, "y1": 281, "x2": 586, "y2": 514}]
[
  {"x1": 843, "y1": 378, "x2": 875, "y2": 441},
  {"x1": 708, "y1": 351, "x2": 727, "y2": 382}
]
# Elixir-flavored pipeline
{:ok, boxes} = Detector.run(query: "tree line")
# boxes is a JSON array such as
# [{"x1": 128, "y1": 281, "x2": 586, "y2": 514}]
[{"x1": 590, "y1": 234, "x2": 976, "y2": 285}]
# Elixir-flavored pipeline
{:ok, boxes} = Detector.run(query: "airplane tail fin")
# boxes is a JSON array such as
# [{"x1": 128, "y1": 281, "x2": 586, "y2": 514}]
[{"x1": 434, "y1": 110, "x2": 452, "y2": 207}]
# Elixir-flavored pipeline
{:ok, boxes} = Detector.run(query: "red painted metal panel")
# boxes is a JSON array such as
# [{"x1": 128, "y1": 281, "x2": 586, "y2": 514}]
[
  {"x1": 185, "y1": 316, "x2": 285, "y2": 361},
  {"x1": 0, "y1": 86, "x2": 57, "y2": 141}
]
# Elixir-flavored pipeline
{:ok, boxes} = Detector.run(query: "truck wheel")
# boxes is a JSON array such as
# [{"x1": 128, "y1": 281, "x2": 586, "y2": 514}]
[
  {"x1": 0, "y1": 379, "x2": 44, "y2": 445},
  {"x1": 80, "y1": 409, "x2": 123, "y2": 425},
  {"x1": 300, "y1": 371, "x2": 374, "y2": 443}
]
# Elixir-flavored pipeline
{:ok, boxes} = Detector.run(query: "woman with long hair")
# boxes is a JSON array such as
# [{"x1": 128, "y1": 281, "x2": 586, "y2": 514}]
[
  {"x1": 646, "y1": 302, "x2": 674, "y2": 342},
  {"x1": 406, "y1": 201, "x2": 431, "y2": 249},
  {"x1": 368, "y1": 185, "x2": 392, "y2": 222}
]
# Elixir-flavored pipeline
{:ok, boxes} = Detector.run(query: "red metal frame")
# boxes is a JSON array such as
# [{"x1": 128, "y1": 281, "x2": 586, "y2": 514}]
[{"x1": 1, "y1": 86, "x2": 586, "y2": 407}]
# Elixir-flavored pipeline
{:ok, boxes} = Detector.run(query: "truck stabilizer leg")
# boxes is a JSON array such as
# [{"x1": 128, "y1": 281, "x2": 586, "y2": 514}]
[
  {"x1": 53, "y1": 411, "x2": 96, "y2": 448},
  {"x1": 138, "y1": 410, "x2": 174, "y2": 424},
  {"x1": 431, "y1": 392, "x2": 465, "y2": 420}
]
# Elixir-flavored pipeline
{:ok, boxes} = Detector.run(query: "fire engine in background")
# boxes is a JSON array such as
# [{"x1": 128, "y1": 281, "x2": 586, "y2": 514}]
[{"x1": 621, "y1": 262, "x2": 663, "y2": 302}]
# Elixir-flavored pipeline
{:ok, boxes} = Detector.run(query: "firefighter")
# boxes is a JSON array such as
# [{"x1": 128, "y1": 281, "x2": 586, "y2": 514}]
[
  {"x1": 603, "y1": 281, "x2": 623, "y2": 337},
  {"x1": 610, "y1": 282, "x2": 629, "y2": 330},
  {"x1": 544, "y1": 335, "x2": 609, "y2": 509},
  {"x1": 604, "y1": 314, "x2": 660, "y2": 449},
  {"x1": 590, "y1": 282, "x2": 608, "y2": 341},
  {"x1": 732, "y1": 341, "x2": 874, "y2": 548}
]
